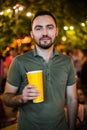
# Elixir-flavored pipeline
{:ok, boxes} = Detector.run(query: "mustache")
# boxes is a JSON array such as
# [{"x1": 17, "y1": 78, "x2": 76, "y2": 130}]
[{"x1": 40, "y1": 35, "x2": 51, "y2": 39}]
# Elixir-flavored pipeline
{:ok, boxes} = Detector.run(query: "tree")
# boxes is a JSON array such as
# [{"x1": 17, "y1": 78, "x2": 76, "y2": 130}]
[{"x1": 0, "y1": 0, "x2": 87, "y2": 50}]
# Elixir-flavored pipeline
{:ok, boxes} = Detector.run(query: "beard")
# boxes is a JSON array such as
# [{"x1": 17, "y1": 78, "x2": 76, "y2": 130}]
[
  {"x1": 36, "y1": 41, "x2": 53, "y2": 49},
  {"x1": 35, "y1": 36, "x2": 53, "y2": 49}
]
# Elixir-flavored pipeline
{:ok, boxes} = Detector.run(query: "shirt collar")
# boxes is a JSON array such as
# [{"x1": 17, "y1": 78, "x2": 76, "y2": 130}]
[{"x1": 33, "y1": 46, "x2": 59, "y2": 57}]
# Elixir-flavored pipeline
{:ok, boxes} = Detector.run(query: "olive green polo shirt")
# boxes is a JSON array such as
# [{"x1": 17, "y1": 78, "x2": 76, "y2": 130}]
[
  {"x1": 84, "y1": 105, "x2": 87, "y2": 120},
  {"x1": 7, "y1": 47, "x2": 76, "y2": 130}
]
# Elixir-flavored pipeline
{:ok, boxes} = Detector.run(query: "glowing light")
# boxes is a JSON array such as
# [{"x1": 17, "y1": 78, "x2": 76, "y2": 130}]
[
  {"x1": 62, "y1": 36, "x2": 67, "y2": 41},
  {"x1": 13, "y1": 4, "x2": 24, "y2": 11},
  {"x1": 70, "y1": 26, "x2": 74, "y2": 30},
  {"x1": 13, "y1": 6, "x2": 16, "y2": 9},
  {"x1": 64, "y1": 26, "x2": 68, "y2": 30},
  {"x1": 26, "y1": 12, "x2": 32, "y2": 17},
  {"x1": 0, "y1": 11, "x2": 4, "y2": 15},
  {"x1": 19, "y1": 6, "x2": 23, "y2": 11},
  {"x1": 7, "y1": 9, "x2": 11, "y2": 13},
  {"x1": 81, "y1": 23, "x2": 85, "y2": 27}
]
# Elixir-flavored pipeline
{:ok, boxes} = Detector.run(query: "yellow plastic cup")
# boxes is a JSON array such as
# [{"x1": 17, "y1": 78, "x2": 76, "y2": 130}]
[{"x1": 26, "y1": 70, "x2": 44, "y2": 103}]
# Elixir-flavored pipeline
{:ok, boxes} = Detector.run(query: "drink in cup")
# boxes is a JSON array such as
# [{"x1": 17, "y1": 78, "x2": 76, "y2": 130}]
[{"x1": 26, "y1": 70, "x2": 44, "y2": 103}]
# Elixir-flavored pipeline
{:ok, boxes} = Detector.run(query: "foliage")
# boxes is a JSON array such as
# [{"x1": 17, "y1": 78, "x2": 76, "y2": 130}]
[{"x1": 0, "y1": 0, "x2": 87, "y2": 50}]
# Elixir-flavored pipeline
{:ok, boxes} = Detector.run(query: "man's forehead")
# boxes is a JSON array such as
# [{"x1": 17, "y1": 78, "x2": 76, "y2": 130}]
[{"x1": 32, "y1": 15, "x2": 56, "y2": 26}]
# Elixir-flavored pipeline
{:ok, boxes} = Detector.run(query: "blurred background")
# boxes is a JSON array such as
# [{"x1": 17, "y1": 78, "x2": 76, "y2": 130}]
[{"x1": 0, "y1": 0, "x2": 87, "y2": 54}]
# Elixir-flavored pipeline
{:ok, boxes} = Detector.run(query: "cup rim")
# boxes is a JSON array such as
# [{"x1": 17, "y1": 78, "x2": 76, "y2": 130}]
[{"x1": 26, "y1": 70, "x2": 43, "y2": 74}]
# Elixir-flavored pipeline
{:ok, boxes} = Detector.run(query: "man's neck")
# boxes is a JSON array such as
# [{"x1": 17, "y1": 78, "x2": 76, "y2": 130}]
[{"x1": 35, "y1": 45, "x2": 54, "y2": 62}]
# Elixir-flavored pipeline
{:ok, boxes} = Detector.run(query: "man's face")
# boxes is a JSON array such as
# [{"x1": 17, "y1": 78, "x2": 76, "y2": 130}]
[{"x1": 31, "y1": 15, "x2": 58, "y2": 49}]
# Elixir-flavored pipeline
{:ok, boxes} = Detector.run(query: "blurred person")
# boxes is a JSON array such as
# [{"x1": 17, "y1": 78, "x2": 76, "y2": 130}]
[
  {"x1": 3, "y1": 10, "x2": 77, "y2": 130},
  {"x1": 80, "y1": 49, "x2": 87, "y2": 67},
  {"x1": 3, "y1": 47, "x2": 18, "y2": 91},
  {"x1": 5, "y1": 47, "x2": 18, "y2": 68},
  {"x1": 76, "y1": 90, "x2": 87, "y2": 130},
  {"x1": 79, "y1": 49, "x2": 87, "y2": 87},
  {"x1": 71, "y1": 48, "x2": 82, "y2": 78},
  {"x1": 76, "y1": 76, "x2": 87, "y2": 128},
  {"x1": 77, "y1": 86, "x2": 86, "y2": 104},
  {"x1": 0, "y1": 53, "x2": 4, "y2": 93},
  {"x1": 0, "y1": 54, "x2": 17, "y2": 129}
]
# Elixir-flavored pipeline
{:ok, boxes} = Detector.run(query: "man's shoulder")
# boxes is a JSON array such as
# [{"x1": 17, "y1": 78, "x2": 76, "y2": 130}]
[
  {"x1": 58, "y1": 52, "x2": 71, "y2": 61},
  {"x1": 16, "y1": 50, "x2": 33, "y2": 59},
  {"x1": 12, "y1": 50, "x2": 34, "y2": 65}
]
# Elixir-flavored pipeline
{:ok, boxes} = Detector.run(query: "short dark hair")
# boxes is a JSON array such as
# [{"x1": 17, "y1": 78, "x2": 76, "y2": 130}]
[{"x1": 31, "y1": 10, "x2": 57, "y2": 27}]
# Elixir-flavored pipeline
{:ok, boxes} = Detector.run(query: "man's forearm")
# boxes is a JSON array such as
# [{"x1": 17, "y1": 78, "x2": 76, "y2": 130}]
[
  {"x1": 67, "y1": 99, "x2": 78, "y2": 130},
  {"x1": 2, "y1": 93, "x2": 25, "y2": 107}
]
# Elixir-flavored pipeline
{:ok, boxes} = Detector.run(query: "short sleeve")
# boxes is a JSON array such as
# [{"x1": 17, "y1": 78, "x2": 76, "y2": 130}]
[
  {"x1": 67, "y1": 58, "x2": 76, "y2": 86},
  {"x1": 7, "y1": 57, "x2": 22, "y2": 87},
  {"x1": 84, "y1": 105, "x2": 87, "y2": 120}
]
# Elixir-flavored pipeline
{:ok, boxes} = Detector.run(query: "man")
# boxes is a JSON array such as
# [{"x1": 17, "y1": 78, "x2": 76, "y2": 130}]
[{"x1": 3, "y1": 10, "x2": 77, "y2": 130}]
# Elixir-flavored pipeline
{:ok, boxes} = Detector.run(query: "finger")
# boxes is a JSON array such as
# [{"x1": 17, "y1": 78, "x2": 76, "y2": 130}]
[
  {"x1": 24, "y1": 93, "x2": 39, "y2": 101},
  {"x1": 23, "y1": 88, "x2": 40, "y2": 97},
  {"x1": 25, "y1": 96, "x2": 38, "y2": 100},
  {"x1": 27, "y1": 85, "x2": 37, "y2": 89},
  {"x1": 28, "y1": 89, "x2": 40, "y2": 93}
]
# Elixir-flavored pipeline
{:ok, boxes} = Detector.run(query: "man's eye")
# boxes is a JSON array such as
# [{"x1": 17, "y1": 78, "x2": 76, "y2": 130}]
[
  {"x1": 48, "y1": 26, "x2": 53, "y2": 29},
  {"x1": 35, "y1": 27, "x2": 41, "y2": 30}
]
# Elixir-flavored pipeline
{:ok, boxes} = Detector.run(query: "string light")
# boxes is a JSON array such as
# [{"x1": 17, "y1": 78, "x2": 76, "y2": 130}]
[
  {"x1": 70, "y1": 26, "x2": 74, "y2": 30},
  {"x1": 18, "y1": 6, "x2": 23, "y2": 11},
  {"x1": 6, "y1": 9, "x2": 12, "y2": 13},
  {"x1": 0, "y1": 11, "x2": 4, "y2": 15},
  {"x1": 81, "y1": 23, "x2": 85, "y2": 27},
  {"x1": 26, "y1": 12, "x2": 32, "y2": 17},
  {"x1": 62, "y1": 36, "x2": 67, "y2": 41},
  {"x1": 64, "y1": 26, "x2": 68, "y2": 30}
]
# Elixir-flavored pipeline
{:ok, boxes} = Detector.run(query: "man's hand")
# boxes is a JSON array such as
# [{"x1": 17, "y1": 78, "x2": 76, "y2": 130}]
[{"x1": 22, "y1": 84, "x2": 40, "y2": 103}]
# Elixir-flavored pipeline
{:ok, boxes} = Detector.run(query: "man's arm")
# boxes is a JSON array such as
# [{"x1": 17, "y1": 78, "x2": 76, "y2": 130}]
[
  {"x1": 66, "y1": 83, "x2": 78, "y2": 130},
  {"x1": 2, "y1": 82, "x2": 24, "y2": 107},
  {"x1": 2, "y1": 82, "x2": 40, "y2": 107}
]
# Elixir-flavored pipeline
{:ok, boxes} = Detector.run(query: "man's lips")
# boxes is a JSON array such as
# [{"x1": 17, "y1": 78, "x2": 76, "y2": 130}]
[{"x1": 40, "y1": 37, "x2": 51, "y2": 41}]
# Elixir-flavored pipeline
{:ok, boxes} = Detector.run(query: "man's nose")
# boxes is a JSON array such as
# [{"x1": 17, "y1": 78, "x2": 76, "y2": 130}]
[{"x1": 42, "y1": 28, "x2": 48, "y2": 35}]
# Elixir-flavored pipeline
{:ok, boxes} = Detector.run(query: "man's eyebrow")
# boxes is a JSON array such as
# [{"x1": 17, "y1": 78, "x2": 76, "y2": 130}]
[
  {"x1": 34, "y1": 25, "x2": 42, "y2": 29},
  {"x1": 34, "y1": 24, "x2": 54, "y2": 29},
  {"x1": 46, "y1": 24, "x2": 54, "y2": 27}
]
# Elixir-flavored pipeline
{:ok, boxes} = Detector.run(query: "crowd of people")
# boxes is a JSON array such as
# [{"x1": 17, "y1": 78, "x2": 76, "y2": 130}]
[
  {"x1": 0, "y1": 47, "x2": 18, "y2": 93},
  {"x1": 0, "y1": 47, "x2": 18, "y2": 128},
  {"x1": 0, "y1": 10, "x2": 87, "y2": 130}
]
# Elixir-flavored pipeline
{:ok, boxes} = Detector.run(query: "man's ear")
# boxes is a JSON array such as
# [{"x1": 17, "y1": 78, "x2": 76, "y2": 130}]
[
  {"x1": 56, "y1": 28, "x2": 58, "y2": 37},
  {"x1": 30, "y1": 31, "x2": 33, "y2": 38}
]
